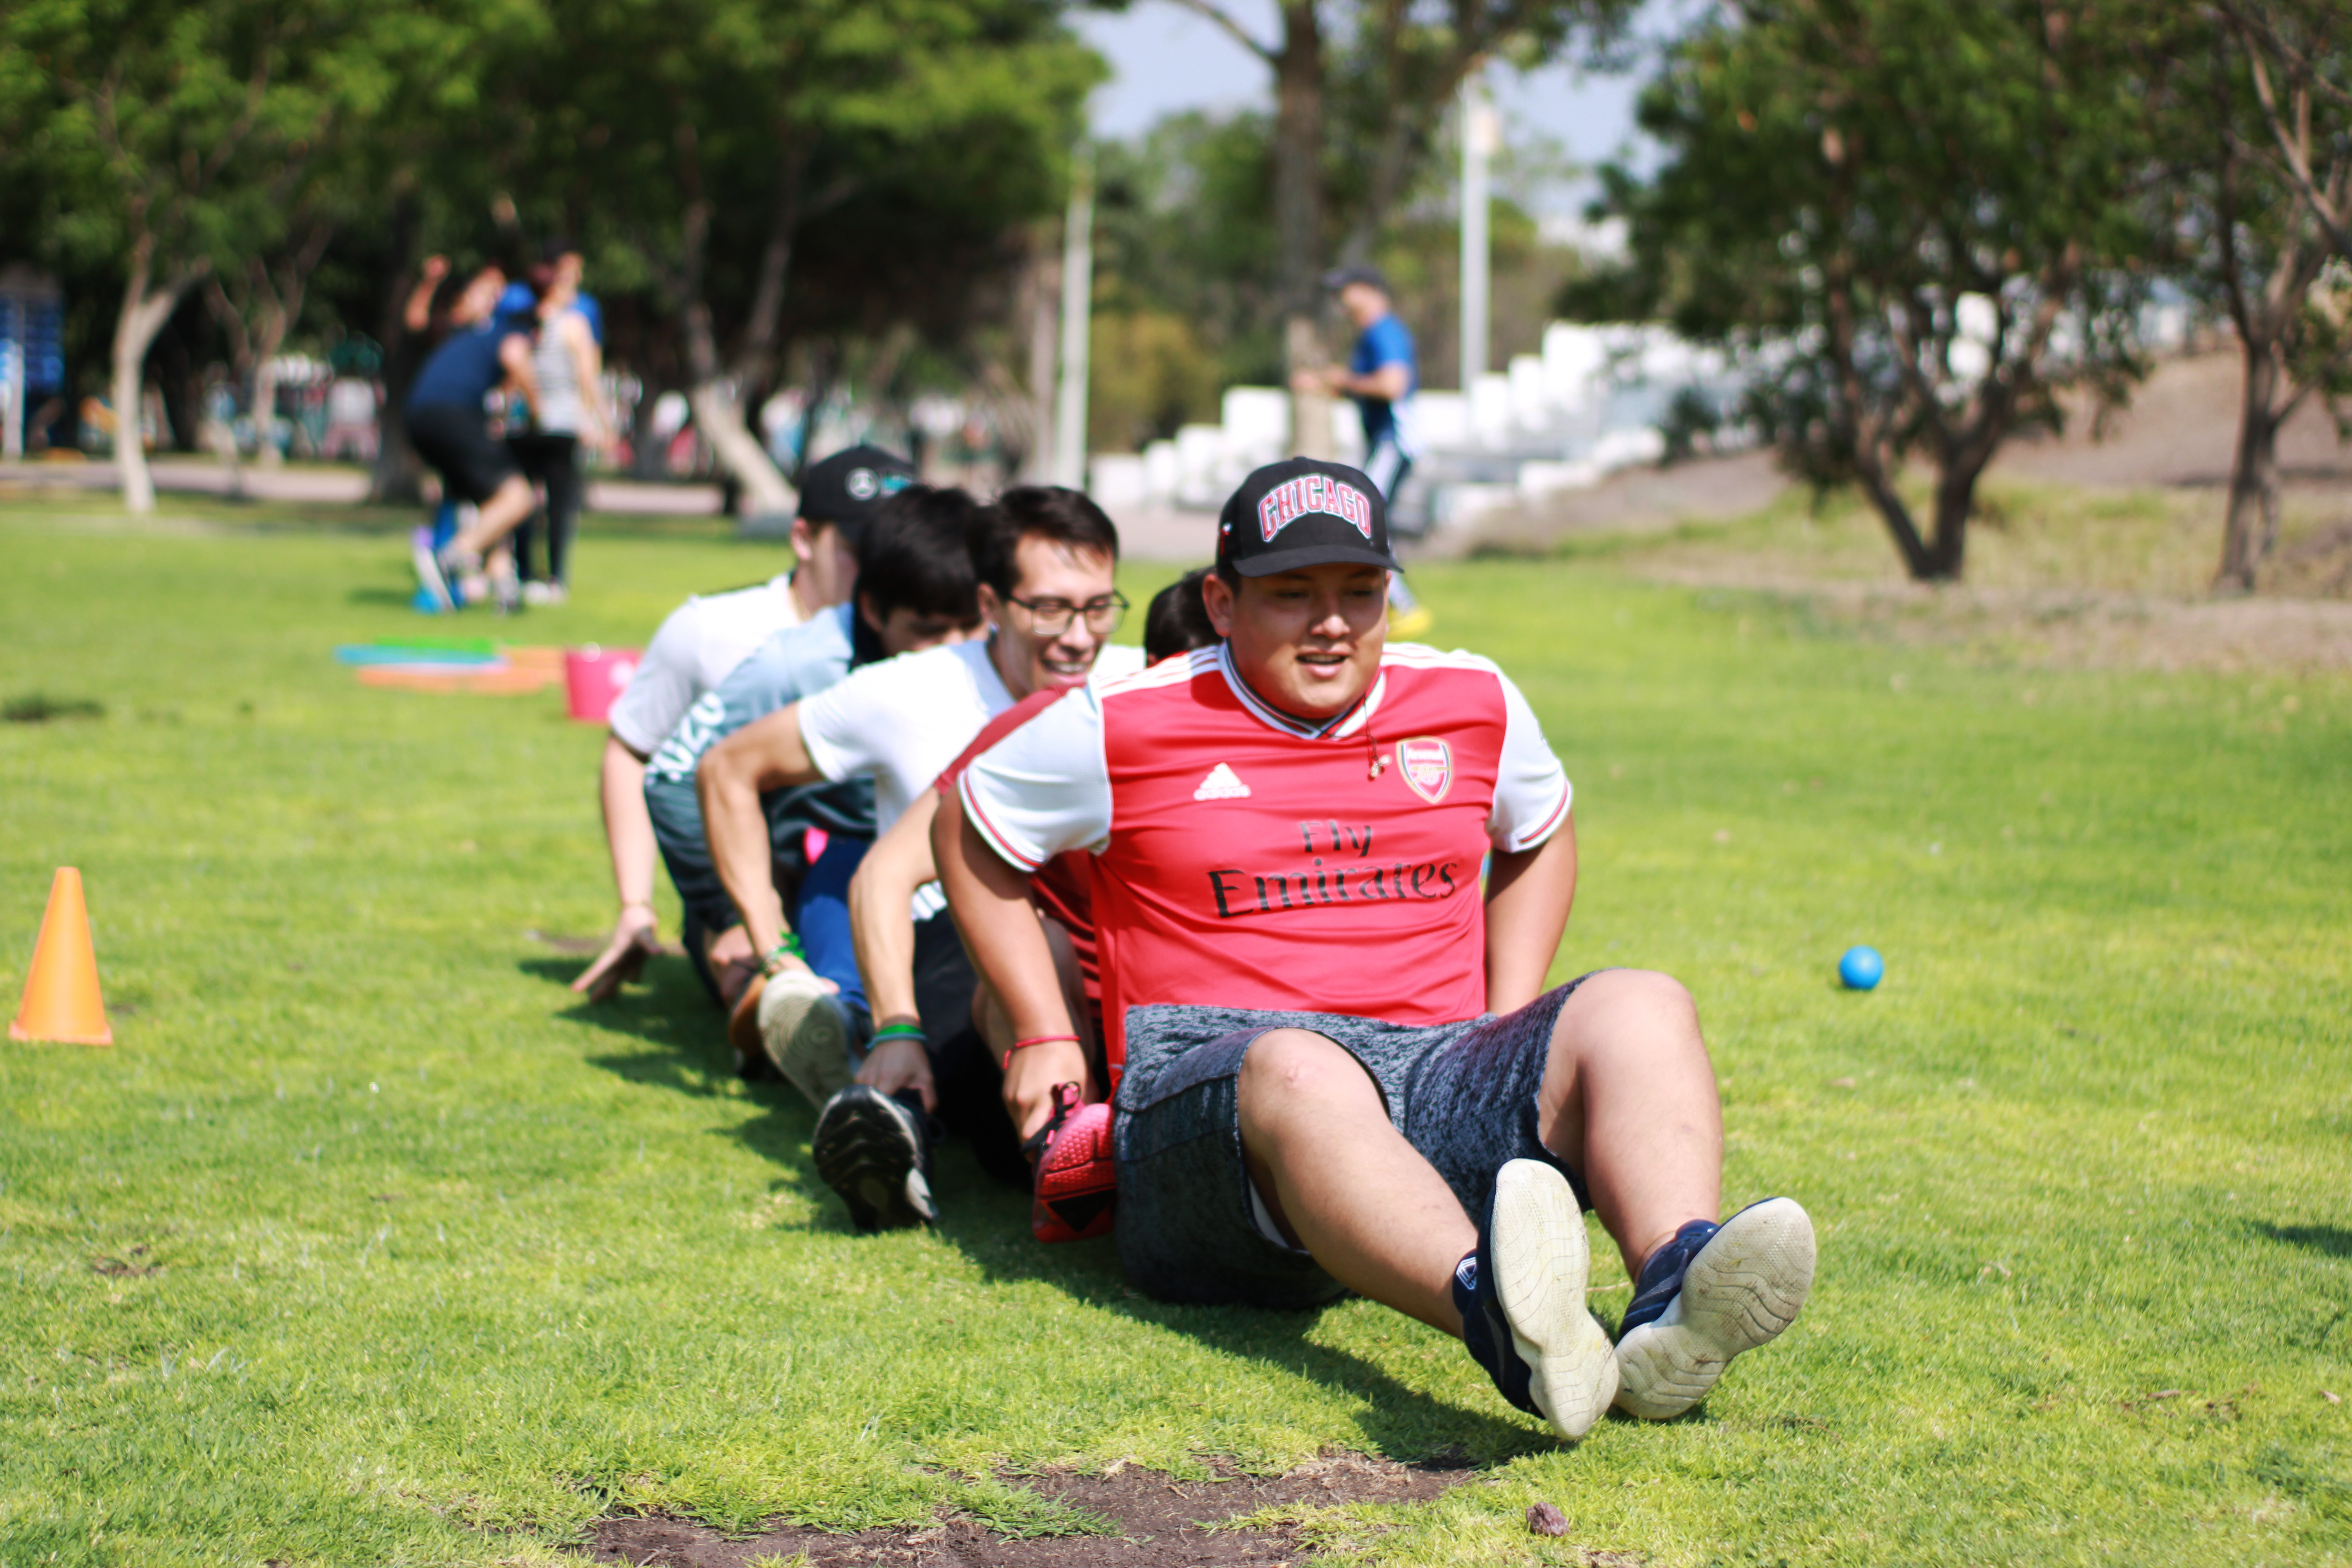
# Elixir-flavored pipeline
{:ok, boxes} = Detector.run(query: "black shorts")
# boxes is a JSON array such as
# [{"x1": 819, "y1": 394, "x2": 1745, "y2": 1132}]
[
  {"x1": 1110, "y1": 976, "x2": 1598, "y2": 1309},
  {"x1": 406, "y1": 402, "x2": 519, "y2": 504}
]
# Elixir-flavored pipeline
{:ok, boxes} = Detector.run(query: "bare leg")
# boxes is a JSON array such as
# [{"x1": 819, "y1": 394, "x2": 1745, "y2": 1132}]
[
  {"x1": 1533, "y1": 969, "x2": 1723, "y2": 1277},
  {"x1": 1237, "y1": 1029, "x2": 1474, "y2": 1334},
  {"x1": 707, "y1": 923, "x2": 758, "y2": 1010},
  {"x1": 455, "y1": 474, "x2": 537, "y2": 554}
]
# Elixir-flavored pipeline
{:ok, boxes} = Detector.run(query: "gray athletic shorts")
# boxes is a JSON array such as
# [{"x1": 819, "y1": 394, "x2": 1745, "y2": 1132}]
[{"x1": 1111, "y1": 976, "x2": 1598, "y2": 1309}]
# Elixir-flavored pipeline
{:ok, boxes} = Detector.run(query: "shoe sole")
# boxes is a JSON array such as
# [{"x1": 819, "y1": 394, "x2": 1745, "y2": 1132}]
[
  {"x1": 759, "y1": 976, "x2": 854, "y2": 1110},
  {"x1": 1490, "y1": 1159, "x2": 1620, "y2": 1440},
  {"x1": 411, "y1": 532, "x2": 455, "y2": 612},
  {"x1": 811, "y1": 1091, "x2": 935, "y2": 1232},
  {"x1": 1614, "y1": 1196, "x2": 1816, "y2": 1420}
]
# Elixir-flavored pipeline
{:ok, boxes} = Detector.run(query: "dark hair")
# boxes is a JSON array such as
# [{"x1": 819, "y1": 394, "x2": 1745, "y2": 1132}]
[
  {"x1": 856, "y1": 485, "x2": 982, "y2": 623},
  {"x1": 1144, "y1": 567, "x2": 1219, "y2": 662},
  {"x1": 971, "y1": 485, "x2": 1119, "y2": 599}
]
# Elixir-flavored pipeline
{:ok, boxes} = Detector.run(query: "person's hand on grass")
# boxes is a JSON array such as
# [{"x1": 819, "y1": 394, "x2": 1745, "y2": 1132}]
[
  {"x1": 572, "y1": 902, "x2": 659, "y2": 1002},
  {"x1": 858, "y1": 1033, "x2": 936, "y2": 1113}
]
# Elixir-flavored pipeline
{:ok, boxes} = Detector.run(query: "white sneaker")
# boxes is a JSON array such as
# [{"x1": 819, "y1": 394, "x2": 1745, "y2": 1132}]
[
  {"x1": 1613, "y1": 1197, "x2": 1816, "y2": 1420},
  {"x1": 756, "y1": 969, "x2": 854, "y2": 1110},
  {"x1": 1477, "y1": 1159, "x2": 1621, "y2": 1439}
]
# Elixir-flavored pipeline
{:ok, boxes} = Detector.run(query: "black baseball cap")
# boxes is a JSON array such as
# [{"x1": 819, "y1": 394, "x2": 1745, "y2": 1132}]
[
  {"x1": 797, "y1": 445, "x2": 918, "y2": 539},
  {"x1": 1321, "y1": 263, "x2": 1391, "y2": 294},
  {"x1": 1217, "y1": 458, "x2": 1399, "y2": 578}
]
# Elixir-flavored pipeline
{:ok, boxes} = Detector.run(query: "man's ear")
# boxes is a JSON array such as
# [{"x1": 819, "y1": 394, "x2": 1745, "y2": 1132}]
[
  {"x1": 975, "y1": 582, "x2": 1004, "y2": 629},
  {"x1": 857, "y1": 591, "x2": 888, "y2": 636},
  {"x1": 788, "y1": 515, "x2": 816, "y2": 566},
  {"x1": 1201, "y1": 572, "x2": 1237, "y2": 638}
]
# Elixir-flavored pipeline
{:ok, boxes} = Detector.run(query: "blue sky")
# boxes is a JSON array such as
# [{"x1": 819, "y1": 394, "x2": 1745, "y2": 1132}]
[{"x1": 1068, "y1": 0, "x2": 1688, "y2": 212}]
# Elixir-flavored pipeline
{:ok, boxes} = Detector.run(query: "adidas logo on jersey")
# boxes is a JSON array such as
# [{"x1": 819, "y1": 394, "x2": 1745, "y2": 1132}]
[{"x1": 1192, "y1": 762, "x2": 1252, "y2": 801}]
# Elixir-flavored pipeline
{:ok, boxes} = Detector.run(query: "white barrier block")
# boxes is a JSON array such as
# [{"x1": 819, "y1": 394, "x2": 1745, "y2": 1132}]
[{"x1": 1089, "y1": 453, "x2": 1149, "y2": 511}]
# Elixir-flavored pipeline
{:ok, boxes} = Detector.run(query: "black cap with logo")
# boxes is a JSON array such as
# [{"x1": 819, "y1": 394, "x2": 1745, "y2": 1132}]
[
  {"x1": 797, "y1": 445, "x2": 918, "y2": 541},
  {"x1": 1216, "y1": 457, "x2": 1400, "y2": 578}
]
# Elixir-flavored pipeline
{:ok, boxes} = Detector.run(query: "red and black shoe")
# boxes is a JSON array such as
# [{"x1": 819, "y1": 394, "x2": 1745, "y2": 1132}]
[{"x1": 1023, "y1": 1082, "x2": 1116, "y2": 1243}]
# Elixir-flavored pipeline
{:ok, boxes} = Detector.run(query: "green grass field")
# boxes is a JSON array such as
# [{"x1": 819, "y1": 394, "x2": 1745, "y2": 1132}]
[{"x1": 2, "y1": 494, "x2": 2347, "y2": 1566}]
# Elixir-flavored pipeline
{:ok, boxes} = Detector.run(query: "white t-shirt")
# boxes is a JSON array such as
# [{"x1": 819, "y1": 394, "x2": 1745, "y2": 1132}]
[
  {"x1": 798, "y1": 637, "x2": 1149, "y2": 838},
  {"x1": 607, "y1": 573, "x2": 802, "y2": 754}
]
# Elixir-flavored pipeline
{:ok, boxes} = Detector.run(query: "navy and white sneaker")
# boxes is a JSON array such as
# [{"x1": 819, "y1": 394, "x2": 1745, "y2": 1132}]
[
  {"x1": 811, "y1": 1085, "x2": 936, "y2": 1232},
  {"x1": 1453, "y1": 1158, "x2": 1620, "y2": 1440},
  {"x1": 1613, "y1": 1197, "x2": 1816, "y2": 1420}
]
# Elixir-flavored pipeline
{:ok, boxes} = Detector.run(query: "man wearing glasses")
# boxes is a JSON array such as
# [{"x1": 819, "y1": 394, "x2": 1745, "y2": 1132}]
[{"x1": 699, "y1": 486, "x2": 1144, "y2": 1230}]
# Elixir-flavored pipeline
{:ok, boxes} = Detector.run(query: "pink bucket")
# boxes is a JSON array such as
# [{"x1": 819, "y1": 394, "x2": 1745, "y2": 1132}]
[{"x1": 564, "y1": 645, "x2": 641, "y2": 724}]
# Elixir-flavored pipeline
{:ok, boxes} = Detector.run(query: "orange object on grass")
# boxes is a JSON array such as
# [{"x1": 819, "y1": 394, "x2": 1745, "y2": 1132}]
[{"x1": 10, "y1": 867, "x2": 113, "y2": 1046}]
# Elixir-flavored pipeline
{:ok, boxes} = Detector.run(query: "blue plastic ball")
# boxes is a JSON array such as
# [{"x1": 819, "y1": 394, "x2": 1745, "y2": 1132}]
[{"x1": 1838, "y1": 945, "x2": 1884, "y2": 990}]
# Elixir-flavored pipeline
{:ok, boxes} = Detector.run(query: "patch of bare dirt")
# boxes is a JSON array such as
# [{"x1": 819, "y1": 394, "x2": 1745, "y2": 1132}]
[{"x1": 573, "y1": 1454, "x2": 1500, "y2": 1568}]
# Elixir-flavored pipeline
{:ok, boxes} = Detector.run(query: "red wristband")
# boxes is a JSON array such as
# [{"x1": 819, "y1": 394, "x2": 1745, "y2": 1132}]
[{"x1": 1002, "y1": 1033, "x2": 1080, "y2": 1072}]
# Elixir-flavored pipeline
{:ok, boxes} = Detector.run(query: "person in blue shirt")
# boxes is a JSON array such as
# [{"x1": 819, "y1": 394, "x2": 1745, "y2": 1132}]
[
  {"x1": 643, "y1": 485, "x2": 984, "y2": 1101},
  {"x1": 1293, "y1": 264, "x2": 1434, "y2": 635},
  {"x1": 400, "y1": 256, "x2": 542, "y2": 611}
]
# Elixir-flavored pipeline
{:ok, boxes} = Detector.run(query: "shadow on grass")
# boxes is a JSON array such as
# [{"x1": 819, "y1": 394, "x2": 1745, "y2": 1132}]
[
  {"x1": 2251, "y1": 1221, "x2": 2352, "y2": 1259},
  {"x1": 524, "y1": 950, "x2": 1549, "y2": 1461},
  {"x1": 522, "y1": 953, "x2": 858, "y2": 1225},
  {"x1": 920, "y1": 1154, "x2": 1545, "y2": 1466}
]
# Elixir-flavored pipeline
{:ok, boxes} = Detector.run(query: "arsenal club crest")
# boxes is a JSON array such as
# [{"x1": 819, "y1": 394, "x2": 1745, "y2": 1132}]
[{"x1": 1396, "y1": 737, "x2": 1453, "y2": 804}]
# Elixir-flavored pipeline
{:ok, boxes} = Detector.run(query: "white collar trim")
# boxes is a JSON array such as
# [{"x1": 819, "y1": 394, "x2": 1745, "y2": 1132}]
[{"x1": 1215, "y1": 642, "x2": 1387, "y2": 740}]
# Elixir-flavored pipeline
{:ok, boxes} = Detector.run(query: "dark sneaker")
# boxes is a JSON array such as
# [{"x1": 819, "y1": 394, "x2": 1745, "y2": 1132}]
[
  {"x1": 811, "y1": 1085, "x2": 936, "y2": 1232},
  {"x1": 1613, "y1": 1197, "x2": 1815, "y2": 1420},
  {"x1": 1452, "y1": 1158, "x2": 1619, "y2": 1440}
]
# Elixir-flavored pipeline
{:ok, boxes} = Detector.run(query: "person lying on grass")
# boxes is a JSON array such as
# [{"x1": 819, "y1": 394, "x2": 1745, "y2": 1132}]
[
  {"x1": 638, "y1": 486, "x2": 985, "y2": 1090},
  {"x1": 934, "y1": 458, "x2": 1817, "y2": 1440},
  {"x1": 572, "y1": 446, "x2": 918, "y2": 1004},
  {"x1": 698, "y1": 488, "x2": 1146, "y2": 1228}
]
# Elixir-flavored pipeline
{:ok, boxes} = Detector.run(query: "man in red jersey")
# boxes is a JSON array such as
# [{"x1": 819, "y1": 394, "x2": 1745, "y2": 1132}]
[{"x1": 935, "y1": 458, "x2": 1817, "y2": 1443}]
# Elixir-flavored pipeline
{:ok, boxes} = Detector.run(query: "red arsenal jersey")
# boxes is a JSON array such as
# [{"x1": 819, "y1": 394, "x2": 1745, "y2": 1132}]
[
  {"x1": 958, "y1": 642, "x2": 1571, "y2": 1080},
  {"x1": 935, "y1": 690, "x2": 1099, "y2": 1001}
]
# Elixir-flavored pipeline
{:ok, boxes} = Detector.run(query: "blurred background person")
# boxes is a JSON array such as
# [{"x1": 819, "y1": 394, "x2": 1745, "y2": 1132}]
[
  {"x1": 404, "y1": 256, "x2": 540, "y2": 612},
  {"x1": 1294, "y1": 265, "x2": 1432, "y2": 637},
  {"x1": 510, "y1": 242, "x2": 613, "y2": 605}
]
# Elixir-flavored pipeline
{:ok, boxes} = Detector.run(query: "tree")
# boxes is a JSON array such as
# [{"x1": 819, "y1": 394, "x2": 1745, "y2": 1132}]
[
  {"x1": 1571, "y1": 0, "x2": 2154, "y2": 581},
  {"x1": 1157, "y1": 0, "x2": 1628, "y2": 449},
  {"x1": 2142, "y1": 2, "x2": 2352, "y2": 591},
  {"x1": 514, "y1": 0, "x2": 1095, "y2": 517},
  {"x1": 0, "y1": 0, "x2": 465, "y2": 510}
]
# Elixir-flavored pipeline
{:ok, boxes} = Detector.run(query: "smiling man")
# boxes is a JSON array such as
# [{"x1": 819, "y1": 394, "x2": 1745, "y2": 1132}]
[
  {"x1": 697, "y1": 486, "x2": 1145, "y2": 1230},
  {"x1": 935, "y1": 458, "x2": 1817, "y2": 1443}
]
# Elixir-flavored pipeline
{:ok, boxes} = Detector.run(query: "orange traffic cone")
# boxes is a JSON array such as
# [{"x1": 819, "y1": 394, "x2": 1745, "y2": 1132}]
[{"x1": 10, "y1": 867, "x2": 113, "y2": 1046}]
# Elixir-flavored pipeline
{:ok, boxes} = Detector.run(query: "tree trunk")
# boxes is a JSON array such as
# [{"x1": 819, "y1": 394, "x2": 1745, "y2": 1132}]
[
  {"x1": 1272, "y1": 0, "x2": 1332, "y2": 460},
  {"x1": 1852, "y1": 457, "x2": 1936, "y2": 581},
  {"x1": 111, "y1": 236, "x2": 200, "y2": 514},
  {"x1": 369, "y1": 198, "x2": 426, "y2": 505},
  {"x1": 250, "y1": 324, "x2": 284, "y2": 468},
  {"x1": 1022, "y1": 236, "x2": 1059, "y2": 482},
  {"x1": 1925, "y1": 462, "x2": 1982, "y2": 581},
  {"x1": 684, "y1": 294, "x2": 795, "y2": 521},
  {"x1": 2217, "y1": 338, "x2": 2283, "y2": 593}
]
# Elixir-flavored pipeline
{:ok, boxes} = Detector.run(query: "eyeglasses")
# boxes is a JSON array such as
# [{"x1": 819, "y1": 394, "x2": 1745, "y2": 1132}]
[{"x1": 1003, "y1": 590, "x2": 1129, "y2": 636}]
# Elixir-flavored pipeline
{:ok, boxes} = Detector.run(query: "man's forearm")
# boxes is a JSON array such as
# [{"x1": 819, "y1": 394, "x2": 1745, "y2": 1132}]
[
  {"x1": 1483, "y1": 815, "x2": 1578, "y2": 1013},
  {"x1": 936, "y1": 793, "x2": 1067, "y2": 1035},
  {"x1": 936, "y1": 789, "x2": 1084, "y2": 1137},
  {"x1": 600, "y1": 736, "x2": 657, "y2": 913},
  {"x1": 698, "y1": 759, "x2": 789, "y2": 958},
  {"x1": 849, "y1": 799, "x2": 935, "y2": 1027}
]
